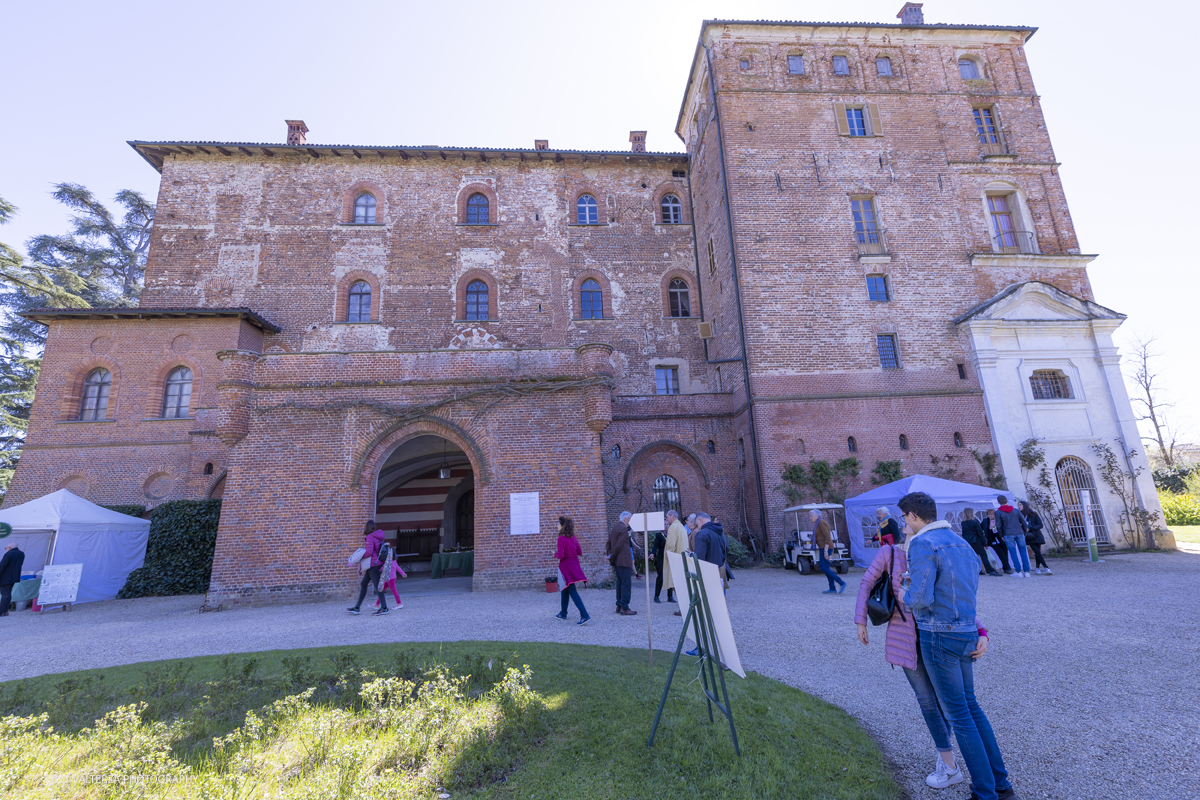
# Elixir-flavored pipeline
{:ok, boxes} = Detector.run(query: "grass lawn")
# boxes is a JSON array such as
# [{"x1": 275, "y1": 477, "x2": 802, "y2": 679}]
[
  {"x1": 1170, "y1": 525, "x2": 1200, "y2": 544},
  {"x1": 0, "y1": 641, "x2": 899, "y2": 800}
]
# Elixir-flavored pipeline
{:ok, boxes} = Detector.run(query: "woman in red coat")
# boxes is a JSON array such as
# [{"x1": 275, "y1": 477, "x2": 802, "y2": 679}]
[{"x1": 553, "y1": 516, "x2": 591, "y2": 626}]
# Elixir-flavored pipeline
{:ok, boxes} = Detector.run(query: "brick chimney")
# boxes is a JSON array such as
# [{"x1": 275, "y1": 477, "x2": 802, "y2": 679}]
[
  {"x1": 534, "y1": 139, "x2": 549, "y2": 150},
  {"x1": 629, "y1": 131, "x2": 647, "y2": 153},
  {"x1": 286, "y1": 120, "x2": 309, "y2": 146},
  {"x1": 896, "y1": 2, "x2": 924, "y2": 24}
]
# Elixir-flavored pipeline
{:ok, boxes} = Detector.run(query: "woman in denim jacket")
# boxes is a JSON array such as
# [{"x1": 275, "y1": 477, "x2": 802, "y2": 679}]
[{"x1": 900, "y1": 491, "x2": 1020, "y2": 800}]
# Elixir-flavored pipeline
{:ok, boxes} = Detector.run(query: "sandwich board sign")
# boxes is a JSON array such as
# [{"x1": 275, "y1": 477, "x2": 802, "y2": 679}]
[{"x1": 38, "y1": 563, "x2": 83, "y2": 607}]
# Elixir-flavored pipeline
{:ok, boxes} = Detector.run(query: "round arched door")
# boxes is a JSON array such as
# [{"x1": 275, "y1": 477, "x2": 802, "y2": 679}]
[{"x1": 1055, "y1": 456, "x2": 1110, "y2": 544}]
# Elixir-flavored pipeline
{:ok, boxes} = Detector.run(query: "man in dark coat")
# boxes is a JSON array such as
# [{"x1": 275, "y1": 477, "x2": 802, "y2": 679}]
[
  {"x1": 606, "y1": 511, "x2": 636, "y2": 615},
  {"x1": 962, "y1": 508, "x2": 1001, "y2": 576},
  {"x1": 0, "y1": 544, "x2": 25, "y2": 617},
  {"x1": 693, "y1": 513, "x2": 727, "y2": 572}
]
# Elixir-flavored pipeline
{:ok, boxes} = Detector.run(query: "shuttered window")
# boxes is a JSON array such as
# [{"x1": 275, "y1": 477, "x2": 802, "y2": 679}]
[
  {"x1": 787, "y1": 55, "x2": 805, "y2": 75},
  {"x1": 832, "y1": 55, "x2": 850, "y2": 75},
  {"x1": 876, "y1": 57, "x2": 892, "y2": 76},
  {"x1": 834, "y1": 103, "x2": 883, "y2": 136}
]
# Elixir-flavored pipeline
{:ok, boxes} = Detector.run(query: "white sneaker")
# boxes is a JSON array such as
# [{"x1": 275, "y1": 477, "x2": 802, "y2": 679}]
[
  {"x1": 1011, "y1": 571, "x2": 1023, "y2": 578},
  {"x1": 926, "y1": 758, "x2": 964, "y2": 789},
  {"x1": 1034, "y1": 568, "x2": 1043, "y2": 575},
  {"x1": 1024, "y1": 572, "x2": 1032, "y2": 578},
  {"x1": 1043, "y1": 567, "x2": 1053, "y2": 575}
]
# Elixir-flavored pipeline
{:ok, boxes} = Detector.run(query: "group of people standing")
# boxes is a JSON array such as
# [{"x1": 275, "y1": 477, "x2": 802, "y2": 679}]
[{"x1": 960, "y1": 498, "x2": 1052, "y2": 578}]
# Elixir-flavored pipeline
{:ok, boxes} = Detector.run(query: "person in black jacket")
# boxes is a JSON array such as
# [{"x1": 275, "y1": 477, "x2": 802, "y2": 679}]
[
  {"x1": 962, "y1": 508, "x2": 1001, "y2": 576},
  {"x1": 982, "y1": 509, "x2": 1011, "y2": 574},
  {"x1": 0, "y1": 544, "x2": 25, "y2": 617},
  {"x1": 1018, "y1": 501, "x2": 1053, "y2": 575},
  {"x1": 652, "y1": 525, "x2": 667, "y2": 603}
]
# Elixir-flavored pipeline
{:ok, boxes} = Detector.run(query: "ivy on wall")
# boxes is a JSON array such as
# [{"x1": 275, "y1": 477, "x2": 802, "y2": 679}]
[{"x1": 117, "y1": 500, "x2": 222, "y2": 598}]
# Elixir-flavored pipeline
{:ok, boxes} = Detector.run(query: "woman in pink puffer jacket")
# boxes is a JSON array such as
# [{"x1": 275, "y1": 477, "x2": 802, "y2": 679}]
[{"x1": 854, "y1": 542, "x2": 990, "y2": 790}]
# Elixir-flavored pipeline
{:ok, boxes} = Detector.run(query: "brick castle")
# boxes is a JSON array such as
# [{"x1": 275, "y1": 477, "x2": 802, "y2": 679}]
[{"x1": 8, "y1": 4, "x2": 1168, "y2": 602}]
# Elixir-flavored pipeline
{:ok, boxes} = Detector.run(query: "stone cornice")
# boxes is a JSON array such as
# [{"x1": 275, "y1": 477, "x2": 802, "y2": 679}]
[{"x1": 969, "y1": 253, "x2": 1097, "y2": 269}]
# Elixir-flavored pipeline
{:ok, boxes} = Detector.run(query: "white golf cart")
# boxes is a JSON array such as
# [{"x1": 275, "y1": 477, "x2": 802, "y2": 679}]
[{"x1": 782, "y1": 503, "x2": 853, "y2": 576}]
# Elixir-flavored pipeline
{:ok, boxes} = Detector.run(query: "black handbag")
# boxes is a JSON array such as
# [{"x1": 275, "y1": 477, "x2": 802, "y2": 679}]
[{"x1": 866, "y1": 545, "x2": 906, "y2": 627}]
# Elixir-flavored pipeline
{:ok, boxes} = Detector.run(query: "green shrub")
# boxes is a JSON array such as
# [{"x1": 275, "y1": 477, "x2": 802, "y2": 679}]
[
  {"x1": 117, "y1": 499, "x2": 222, "y2": 598},
  {"x1": 726, "y1": 536, "x2": 753, "y2": 567},
  {"x1": 1160, "y1": 491, "x2": 1200, "y2": 526},
  {"x1": 101, "y1": 504, "x2": 147, "y2": 518}
]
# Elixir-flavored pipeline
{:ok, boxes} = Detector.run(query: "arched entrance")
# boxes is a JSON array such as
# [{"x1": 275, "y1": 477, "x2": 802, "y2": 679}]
[
  {"x1": 1055, "y1": 456, "x2": 1110, "y2": 545},
  {"x1": 375, "y1": 434, "x2": 475, "y2": 565}
]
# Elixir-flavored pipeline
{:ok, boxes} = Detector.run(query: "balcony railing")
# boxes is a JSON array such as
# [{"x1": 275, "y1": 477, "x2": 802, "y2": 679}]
[
  {"x1": 854, "y1": 227, "x2": 889, "y2": 256},
  {"x1": 993, "y1": 230, "x2": 1038, "y2": 254}
]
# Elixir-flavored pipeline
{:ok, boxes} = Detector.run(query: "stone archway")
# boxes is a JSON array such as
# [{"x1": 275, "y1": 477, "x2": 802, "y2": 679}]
[{"x1": 622, "y1": 440, "x2": 710, "y2": 517}]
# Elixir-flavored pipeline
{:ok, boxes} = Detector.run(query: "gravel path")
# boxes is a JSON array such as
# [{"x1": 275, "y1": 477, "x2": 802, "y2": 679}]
[{"x1": 4, "y1": 550, "x2": 1197, "y2": 799}]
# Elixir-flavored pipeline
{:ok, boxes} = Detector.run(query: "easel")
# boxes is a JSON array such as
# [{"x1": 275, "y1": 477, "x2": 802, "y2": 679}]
[{"x1": 647, "y1": 552, "x2": 740, "y2": 756}]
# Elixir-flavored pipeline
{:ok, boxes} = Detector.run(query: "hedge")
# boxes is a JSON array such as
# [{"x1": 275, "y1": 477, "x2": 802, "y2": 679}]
[
  {"x1": 1160, "y1": 492, "x2": 1200, "y2": 527},
  {"x1": 101, "y1": 504, "x2": 146, "y2": 519},
  {"x1": 117, "y1": 499, "x2": 222, "y2": 598}
]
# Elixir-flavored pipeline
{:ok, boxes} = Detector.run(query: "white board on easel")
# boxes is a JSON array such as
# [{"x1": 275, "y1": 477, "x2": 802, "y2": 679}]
[
  {"x1": 666, "y1": 550, "x2": 745, "y2": 678},
  {"x1": 39, "y1": 563, "x2": 83, "y2": 606}
]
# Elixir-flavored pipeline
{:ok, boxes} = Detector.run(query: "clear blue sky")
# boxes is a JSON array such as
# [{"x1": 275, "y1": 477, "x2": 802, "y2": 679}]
[{"x1": 2, "y1": 0, "x2": 1196, "y2": 447}]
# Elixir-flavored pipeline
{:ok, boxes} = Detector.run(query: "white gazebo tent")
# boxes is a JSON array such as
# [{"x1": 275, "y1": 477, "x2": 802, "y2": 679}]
[{"x1": 0, "y1": 489, "x2": 151, "y2": 603}]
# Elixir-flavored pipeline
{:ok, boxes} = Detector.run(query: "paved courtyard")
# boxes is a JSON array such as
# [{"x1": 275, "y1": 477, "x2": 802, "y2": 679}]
[{"x1": 3, "y1": 549, "x2": 1197, "y2": 800}]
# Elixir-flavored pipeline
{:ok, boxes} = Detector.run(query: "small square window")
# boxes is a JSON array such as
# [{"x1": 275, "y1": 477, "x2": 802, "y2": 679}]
[
  {"x1": 787, "y1": 55, "x2": 805, "y2": 75},
  {"x1": 866, "y1": 275, "x2": 889, "y2": 302},
  {"x1": 739, "y1": 59, "x2": 751, "y2": 70},
  {"x1": 876, "y1": 334, "x2": 900, "y2": 369},
  {"x1": 958, "y1": 58, "x2": 980, "y2": 80},
  {"x1": 876, "y1": 57, "x2": 892, "y2": 76},
  {"x1": 655, "y1": 366, "x2": 680, "y2": 395},
  {"x1": 832, "y1": 55, "x2": 850, "y2": 75}
]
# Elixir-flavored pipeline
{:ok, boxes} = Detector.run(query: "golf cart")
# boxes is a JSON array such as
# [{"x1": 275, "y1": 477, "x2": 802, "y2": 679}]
[{"x1": 782, "y1": 503, "x2": 853, "y2": 576}]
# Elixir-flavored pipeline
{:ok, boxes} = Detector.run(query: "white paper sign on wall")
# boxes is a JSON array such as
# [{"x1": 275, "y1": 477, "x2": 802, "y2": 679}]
[
  {"x1": 509, "y1": 492, "x2": 540, "y2": 536},
  {"x1": 39, "y1": 563, "x2": 83, "y2": 606}
]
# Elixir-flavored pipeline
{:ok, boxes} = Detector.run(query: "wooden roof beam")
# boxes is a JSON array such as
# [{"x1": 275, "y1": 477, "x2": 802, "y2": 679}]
[
  {"x1": 215, "y1": 146, "x2": 233, "y2": 156},
  {"x1": 194, "y1": 146, "x2": 212, "y2": 154},
  {"x1": 261, "y1": 147, "x2": 274, "y2": 157},
  {"x1": 351, "y1": 149, "x2": 363, "y2": 159},
  {"x1": 237, "y1": 147, "x2": 254, "y2": 156},
  {"x1": 306, "y1": 148, "x2": 321, "y2": 158}
]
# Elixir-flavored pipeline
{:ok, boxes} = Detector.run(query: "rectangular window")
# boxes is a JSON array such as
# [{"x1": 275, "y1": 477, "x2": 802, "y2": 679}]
[
  {"x1": 988, "y1": 194, "x2": 1017, "y2": 248},
  {"x1": 655, "y1": 367, "x2": 680, "y2": 396},
  {"x1": 876, "y1": 57, "x2": 892, "y2": 76},
  {"x1": 866, "y1": 274, "x2": 889, "y2": 301},
  {"x1": 876, "y1": 334, "x2": 900, "y2": 369},
  {"x1": 1030, "y1": 370, "x2": 1072, "y2": 400},
  {"x1": 973, "y1": 107, "x2": 1000, "y2": 144},
  {"x1": 739, "y1": 59, "x2": 750, "y2": 70},
  {"x1": 851, "y1": 198, "x2": 879, "y2": 242},
  {"x1": 959, "y1": 58, "x2": 980, "y2": 80},
  {"x1": 832, "y1": 55, "x2": 849, "y2": 75},
  {"x1": 957, "y1": 363, "x2": 967, "y2": 380},
  {"x1": 787, "y1": 55, "x2": 805, "y2": 75},
  {"x1": 846, "y1": 106, "x2": 867, "y2": 136},
  {"x1": 707, "y1": 238, "x2": 717, "y2": 275},
  {"x1": 715, "y1": 366, "x2": 722, "y2": 392}
]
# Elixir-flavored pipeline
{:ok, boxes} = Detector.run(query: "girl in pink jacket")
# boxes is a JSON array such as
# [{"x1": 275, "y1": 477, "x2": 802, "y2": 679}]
[{"x1": 854, "y1": 542, "x2": 990, "y2": 790}]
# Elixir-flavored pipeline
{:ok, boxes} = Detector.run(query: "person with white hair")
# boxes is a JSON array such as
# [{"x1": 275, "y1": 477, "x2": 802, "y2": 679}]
[
  {"x1": 872, "y1": 506, "x2": 902, "y2": 547},
  {"x1": 606, "y1": 511, "x2": 636, "y2": 615}
]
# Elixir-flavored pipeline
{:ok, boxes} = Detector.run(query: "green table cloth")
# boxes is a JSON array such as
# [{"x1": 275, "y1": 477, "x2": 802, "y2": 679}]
[
  {"x1": 430, "y1": 551, "x2": 474, "y2": 579},
  {"x1": 11, "y1": 579, "x2": 42, "y2": 604}
]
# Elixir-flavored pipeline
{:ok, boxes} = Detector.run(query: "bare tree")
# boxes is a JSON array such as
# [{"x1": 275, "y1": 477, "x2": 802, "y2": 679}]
[{"x1": 1126, "y1": 336, "x2": 1179, "y2": 467}]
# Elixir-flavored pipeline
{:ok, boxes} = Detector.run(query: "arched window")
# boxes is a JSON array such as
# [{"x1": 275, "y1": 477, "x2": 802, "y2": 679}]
[
  {"x1": 653, "y1": 474, "x2": 681, "y2": 515},
  {"x1": 1055, "y1": 456, "x2": 1110, "y2": 545},
  {"x1": 576, "y1": 194, "x2": 599, "y2": 225},
  {"x1": 797, "y1": 438, "x2": 806, "y2": 455},
  {"x1": 668, "y1": 278, "x2": 691, "y2": 318},
  {"x1": 610, "y1": 444, "x2": 621, "y2": 460},
  {"x1": 466, "y1": 193, "x2": 489, "y2": 225},
  {"x1": 661, "y1": 194, "x2": 683, "y2": 224},
  {"x1": 465, "y1": 280, "x2": 489, "y2": 321},
  {"x1": 203, "y1": 462, "x2": 214, "y2": 475},
  {"x1": 847, "y1": 436, "x2": 858, "y2": 453},
  {"x1": 953, "y1": 432, "x2": 964, "y2": 448},
  {"x1": 353, "y1": 193, "x2": 377, "y2": 224},
  {"x1": 347, "y1": 281, "x2": 372, "y2": 322},
  {"x1": 707, "y1": 440, "x2": 716, "y2": 454},
  {"x1": 162, "y1": 367, "x2": 193, "y2": 419},
  {"x1": 958, "y1": 58, "x2": 981, "y2": 80},
  {"x1": 580, "y1": 279, "x2": 603, "y2": 319},
  {"x1": 899, "y1": 434, "x2": 909, "y2": 451},
  {"x1": 79, "y1": 368, "x2": 112, "y2": 421}
]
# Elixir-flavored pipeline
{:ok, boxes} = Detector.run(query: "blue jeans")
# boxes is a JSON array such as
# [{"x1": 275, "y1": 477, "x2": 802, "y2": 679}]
[
  {"x1": 817, "y1": 551, "x2": 844, "y2": 591},
  {"x1": 921, "y1": 631, "x2": 1011, "y2": 800},
  {"x1": 1005, "y1": 535, "x2": 1030, "y2": 573},
  {"x1": 614, "y1": 566, "x2": 632, "y2": 609},
  {"x1": 903, "y1": 632, "x2": 952, "y2": 751},
  {"x1": 560, "y1": 583, "x2": 588, "y2": 618}
]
